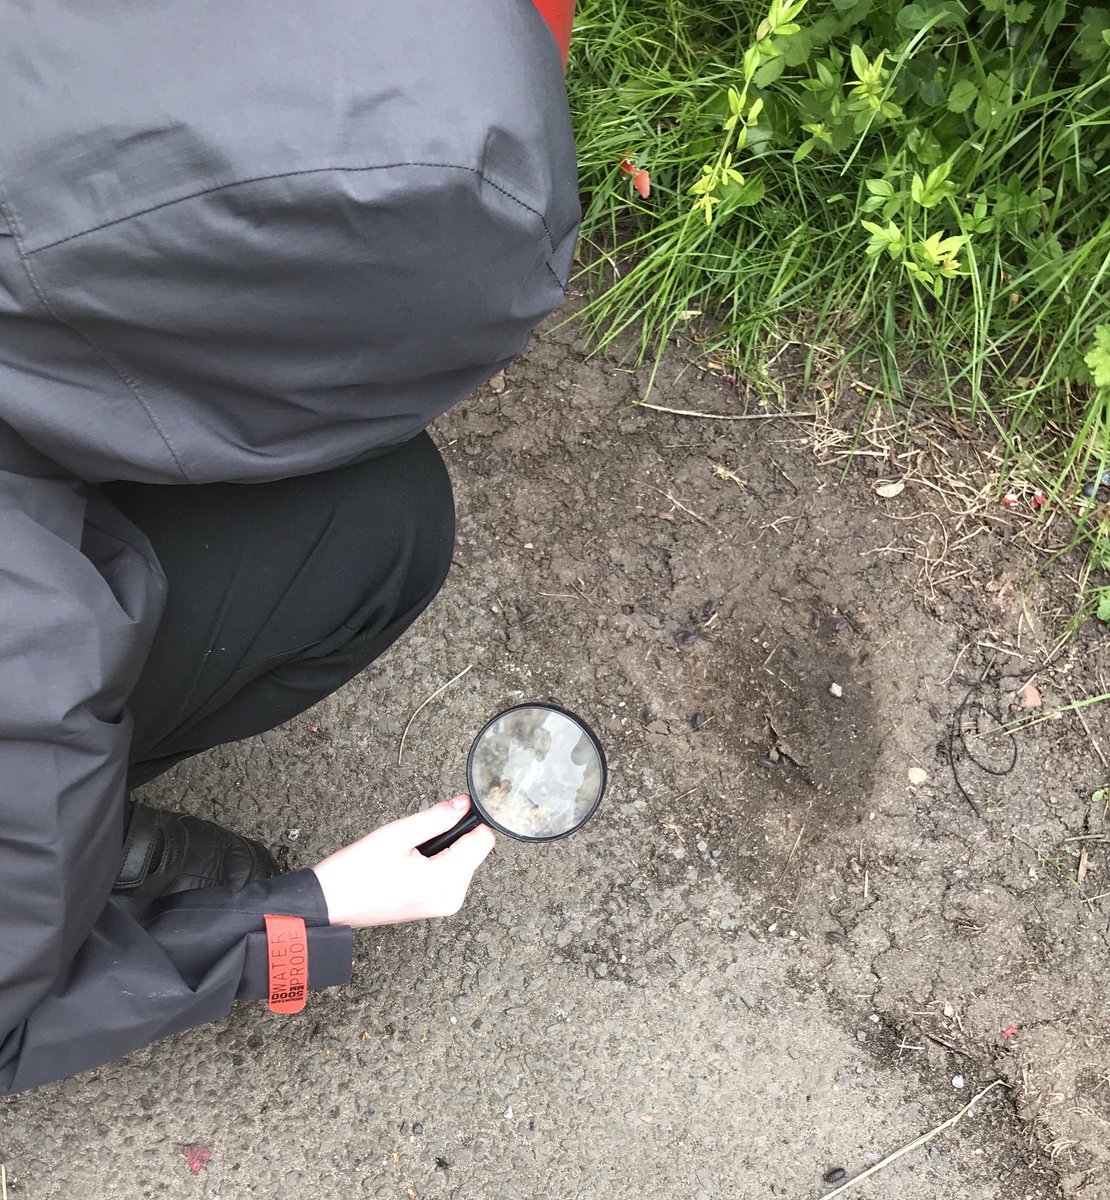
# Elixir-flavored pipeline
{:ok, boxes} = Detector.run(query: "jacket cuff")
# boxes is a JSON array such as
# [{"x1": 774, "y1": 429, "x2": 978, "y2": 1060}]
[{"x1": 233, "y1": 868, "x2": 354, "y2": 1001}]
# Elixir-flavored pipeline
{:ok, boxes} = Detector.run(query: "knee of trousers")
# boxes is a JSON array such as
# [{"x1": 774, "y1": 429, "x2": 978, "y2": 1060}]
[
  {"x1": 395, "y1": 434, "x2": 456, "y2": 607},
  {"x1": 317, "y1": 433, "x2": 456, "y2": 658}
]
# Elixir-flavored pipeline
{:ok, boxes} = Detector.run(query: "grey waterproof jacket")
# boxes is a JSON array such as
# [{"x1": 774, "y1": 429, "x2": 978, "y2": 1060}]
[{"x1": 0, "y1": 0, "x2": 578, "y2": 1092}]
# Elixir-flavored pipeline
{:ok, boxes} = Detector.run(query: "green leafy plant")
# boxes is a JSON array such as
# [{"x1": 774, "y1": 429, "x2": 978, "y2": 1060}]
[
  {"x1": 567, "y1": 0, "x2": 1110, "y2": 609},
  {"x1": 688, "y1": 0, "x2": 810, "y2": 223},
  {"x1": 1081, "y1": 326, "x2": 1110, "y2": 620}
]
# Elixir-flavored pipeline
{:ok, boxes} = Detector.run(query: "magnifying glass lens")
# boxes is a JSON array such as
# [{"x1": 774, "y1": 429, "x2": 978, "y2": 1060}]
[
  {"x1": 416, "y1": 704, "x2": 606, "y2": 856},
  {"x1": 470, "y1": 706, "x2": 604, "y2": 839}
]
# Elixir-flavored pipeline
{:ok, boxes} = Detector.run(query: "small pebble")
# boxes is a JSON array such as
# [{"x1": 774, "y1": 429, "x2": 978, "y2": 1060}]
[
  {"x1": 856, "y1": 1031, "x2": 867, "y2": 1043},
  {"x1": 869, "y1": 1013, "x2": 880, "y2": 1024},
  {"x1": 824, "y1": 1167, "x2": 848, "y2": 1185},
  {"x1": 690, "y1": 712, "x2": 706, "y2": 729},
  {"x1": 829, "y1": 682, "x2": 844, "y2": 698},
  {"x1": 412, "y1": 1124, "x2": 424, "y2": 1136},
  {"x1": 286, "y1": 828, "x2": 301, "y2": 841},
  {"x1": 952, "y1": 1074, "x2": 966, "y2": 1089},
  {"x1": 908, "y1": 766, "x2": 928, "y2": 786}
]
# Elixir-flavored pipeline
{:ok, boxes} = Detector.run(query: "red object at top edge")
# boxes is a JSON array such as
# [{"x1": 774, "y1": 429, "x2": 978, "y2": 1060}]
[{"x1": 531, "y1": 0, "x2": 574, "y2": 67}]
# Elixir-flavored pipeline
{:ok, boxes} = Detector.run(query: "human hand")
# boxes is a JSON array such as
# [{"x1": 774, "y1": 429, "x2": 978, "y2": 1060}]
[{"x1": 310, "y1": 795, "x2": 495, "y2": 927}]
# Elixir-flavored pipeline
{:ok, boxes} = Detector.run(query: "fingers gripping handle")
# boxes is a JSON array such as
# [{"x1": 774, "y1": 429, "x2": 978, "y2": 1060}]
[{"x1": 417, "y1": 807, "x2": 484, "y2": 857}]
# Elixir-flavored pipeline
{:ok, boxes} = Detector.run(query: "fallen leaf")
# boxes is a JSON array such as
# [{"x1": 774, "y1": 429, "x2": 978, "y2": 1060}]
[
  {"x1": 181, "y1": 1145, "x2": 212, "y2": 1176},
  {"x1": 875, "y1": 481, "x2": 905, "y2": 499},
  {"x1": 632, "y1": 167, "x2": 651, "y2": 199},
  {"x1": 1078, "y1": 847, "x2": 1090, "y2": 884},
  {"x1": 488, "y1": 371, "x2": 506, "y2": 394},
  {"x1": 1020, "y1": 683, "x2": 1042, "y2": 709}
]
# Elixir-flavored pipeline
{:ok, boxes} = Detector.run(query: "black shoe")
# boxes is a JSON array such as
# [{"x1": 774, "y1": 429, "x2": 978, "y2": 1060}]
[{"x1": 113, "y1": 803, "x2": 281, "y2": 899}]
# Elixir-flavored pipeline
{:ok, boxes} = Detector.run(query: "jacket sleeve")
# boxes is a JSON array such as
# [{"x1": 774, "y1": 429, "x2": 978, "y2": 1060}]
[{"x1": 0, "y1": 428, "x2": 352, "y2": 1094}]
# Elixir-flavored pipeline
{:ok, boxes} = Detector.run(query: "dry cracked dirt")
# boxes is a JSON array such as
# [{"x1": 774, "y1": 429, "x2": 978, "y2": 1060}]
[{"x1": 3, "y1": 310, "x2": 1109, "y2": 1199}]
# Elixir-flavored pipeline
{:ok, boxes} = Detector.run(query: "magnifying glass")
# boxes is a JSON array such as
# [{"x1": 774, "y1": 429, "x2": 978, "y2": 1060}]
[{"x1": 418, "y1": 704, "x2": 606, "y2": 856}]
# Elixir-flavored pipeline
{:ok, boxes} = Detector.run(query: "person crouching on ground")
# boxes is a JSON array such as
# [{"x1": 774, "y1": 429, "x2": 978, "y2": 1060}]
[{"x1": 0, "y1": 0, "x2": 578, "y2": 1093}]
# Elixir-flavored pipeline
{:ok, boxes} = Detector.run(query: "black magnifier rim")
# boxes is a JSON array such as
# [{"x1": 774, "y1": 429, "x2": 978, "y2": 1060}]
[{"x1": 465, "y1": 703, "x2": 607, "y2": 844}]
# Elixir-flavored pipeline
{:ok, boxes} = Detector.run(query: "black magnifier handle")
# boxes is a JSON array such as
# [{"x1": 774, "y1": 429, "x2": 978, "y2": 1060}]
[{"x1": 417, "y1": 807, "x2": 484, "y2": 858}]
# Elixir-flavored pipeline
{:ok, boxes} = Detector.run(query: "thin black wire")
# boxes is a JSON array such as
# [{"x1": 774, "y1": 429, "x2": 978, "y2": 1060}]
[{"x1": 948, "y1": 658, "x2": 1056, "y2": 818}]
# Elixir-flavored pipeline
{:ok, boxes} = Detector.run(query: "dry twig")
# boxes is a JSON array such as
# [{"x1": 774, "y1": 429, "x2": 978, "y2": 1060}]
[
  {"x1": 820, "y1": 1079, "x2": 1007, "y2": 1198},
  {"x1": 635, "y1": 401, "x2": 817, "y2": 421},
  {"x1": 398, "y1": 665, "x2": 473, "y2": 764}
]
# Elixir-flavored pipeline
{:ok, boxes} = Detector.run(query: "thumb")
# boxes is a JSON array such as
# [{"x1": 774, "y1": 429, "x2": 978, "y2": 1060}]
[{"x1": 386, "y1": 794, "x2": 472, "y2": 848}]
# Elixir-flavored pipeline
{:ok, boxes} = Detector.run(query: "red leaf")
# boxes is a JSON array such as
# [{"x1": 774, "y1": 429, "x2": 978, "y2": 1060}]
[
  {"x1": 181, "y1": 1145, "x2": 212, "y2": 1176},
  {"x1": 632, "y1": 168, "x2": 651, "y2": 199},
  {"x1": 619, "y1": 157, "x2": 637, "y2": 176}
]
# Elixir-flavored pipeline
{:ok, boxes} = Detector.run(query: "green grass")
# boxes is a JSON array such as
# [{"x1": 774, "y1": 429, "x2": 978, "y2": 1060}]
[{"x1": 565, "y1": 0, "x2": 1110, "y2": 611}]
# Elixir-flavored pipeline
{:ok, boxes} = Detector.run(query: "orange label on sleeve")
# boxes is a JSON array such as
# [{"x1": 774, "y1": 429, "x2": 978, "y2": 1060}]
[{"x1": 264, "y1": 914, "x2": 308, "y2": 1014}]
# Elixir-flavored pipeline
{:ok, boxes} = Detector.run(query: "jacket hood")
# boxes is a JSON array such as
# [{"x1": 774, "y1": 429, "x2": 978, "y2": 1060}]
[{"x1": 0, "y1": 0, "x2": 579, "y2": 483}]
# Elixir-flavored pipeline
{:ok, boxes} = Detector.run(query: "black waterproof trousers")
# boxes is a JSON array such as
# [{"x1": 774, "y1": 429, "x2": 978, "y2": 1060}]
[
  {"x1": 5, "y1": 434, "x2": 451, "y2": 1093},
  {"x1": 104, "y1": 432, "x2": 455, "y2": 787}
]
